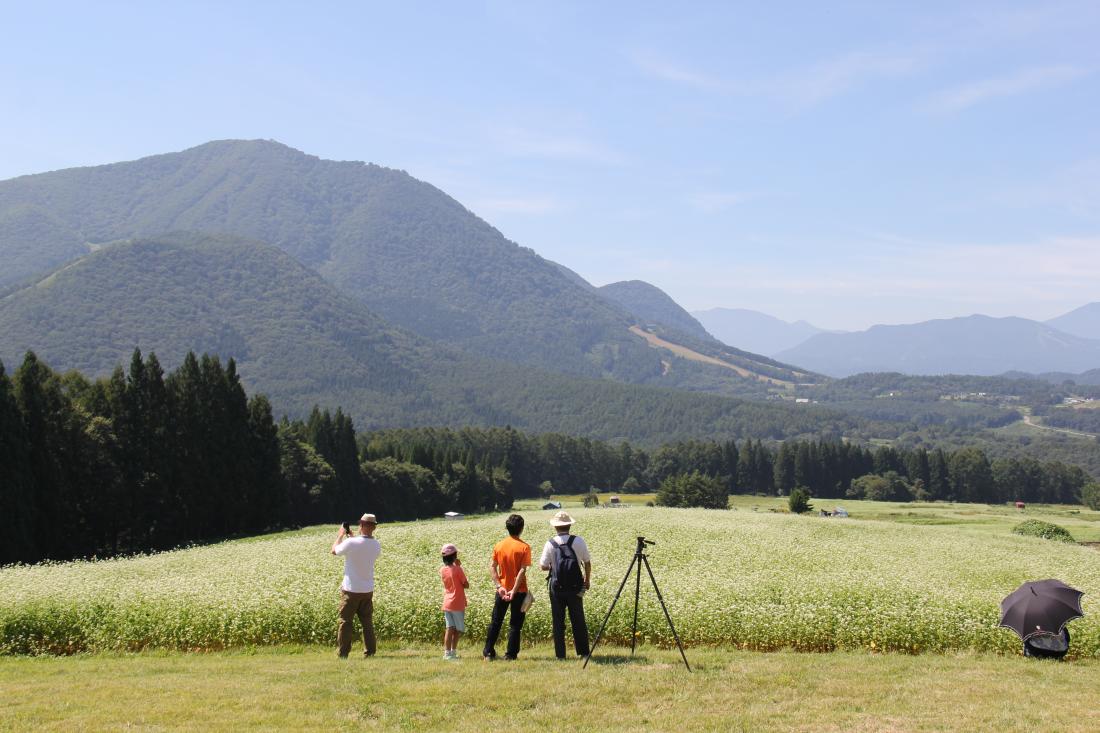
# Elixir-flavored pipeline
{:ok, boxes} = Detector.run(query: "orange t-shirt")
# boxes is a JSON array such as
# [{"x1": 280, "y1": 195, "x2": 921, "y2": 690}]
[
  {"x1": 492, "y1": 536, "x2": 531, "y2": 593},
  {"x1": 440, "y1": 564, "x2": 467, "y2": 611}
]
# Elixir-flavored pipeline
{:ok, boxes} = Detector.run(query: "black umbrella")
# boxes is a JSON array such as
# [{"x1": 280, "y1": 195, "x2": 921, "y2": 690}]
[{"x1": 999, "y1": 579, "x2": 1085, "y2": 641}]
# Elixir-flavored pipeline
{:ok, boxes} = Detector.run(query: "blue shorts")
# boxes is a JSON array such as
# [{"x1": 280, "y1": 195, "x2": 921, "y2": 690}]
[{"x1": 444, "y1": 610, "x2": 465, "y2": 632}]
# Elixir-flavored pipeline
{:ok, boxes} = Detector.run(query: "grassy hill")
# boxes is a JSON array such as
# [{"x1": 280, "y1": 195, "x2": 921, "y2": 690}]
[
  {"x1": 3, "y1": 506, "x2": 1097, "y2": 656},
  {"x1": 0, "y1": 233, "x2": 865, "y2": 442}
]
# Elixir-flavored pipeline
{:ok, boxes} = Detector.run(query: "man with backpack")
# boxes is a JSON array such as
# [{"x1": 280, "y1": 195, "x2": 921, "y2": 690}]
[{"x1": 539, "y1": 510, "x2": 592, "y2": 659}]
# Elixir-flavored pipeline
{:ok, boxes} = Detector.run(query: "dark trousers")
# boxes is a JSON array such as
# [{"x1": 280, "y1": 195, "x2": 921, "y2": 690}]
[
  {"x1": 549, "y1": 590, "x2": 589, "y2": 658},
  {"x1": 483, "y1": 591, "x2": 527, "y2": 659},
  {"x1": 337, "y1": 590, "x2": 376, "y2": 657}
]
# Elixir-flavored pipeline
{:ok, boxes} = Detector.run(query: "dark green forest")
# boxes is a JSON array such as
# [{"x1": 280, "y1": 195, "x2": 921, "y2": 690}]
[{"x1": 3, "y1": 352, "x2": 1094, "y2": 565}]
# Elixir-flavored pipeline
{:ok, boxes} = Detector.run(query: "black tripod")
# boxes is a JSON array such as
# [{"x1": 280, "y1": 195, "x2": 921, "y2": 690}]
[{"x1": 583, "y1": 536, "x2": 690, "y2": 671}]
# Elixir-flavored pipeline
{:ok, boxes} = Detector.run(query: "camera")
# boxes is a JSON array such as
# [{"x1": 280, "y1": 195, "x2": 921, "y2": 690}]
[{"x1": 342, "y1": 521, "x2": 355, "y2": 535}]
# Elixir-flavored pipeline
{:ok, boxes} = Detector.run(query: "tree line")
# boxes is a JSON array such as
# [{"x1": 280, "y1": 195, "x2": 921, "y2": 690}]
[
  {"x1": 3, "y1": 352, "x2": 1096, "y2": 565},
  {"x1": 0, "y1": 351, "x2": 509, "y2": 565},
  {"x1": 363, "y1": 427, "x2": 1095, "y2": 507}
]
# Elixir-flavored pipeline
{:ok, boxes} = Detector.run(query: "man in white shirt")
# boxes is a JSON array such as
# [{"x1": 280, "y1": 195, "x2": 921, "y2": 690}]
[
  {"x1": 539, "y1": 511, "x2": 592, "y2": 659},
  {"x1": 331, "y1": 513, "x2": 382, "y2": 658}
]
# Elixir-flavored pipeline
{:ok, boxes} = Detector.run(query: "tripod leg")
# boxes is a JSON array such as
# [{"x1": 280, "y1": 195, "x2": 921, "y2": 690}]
[
  {"x1": 631, "y1": 553, "x2": 642, "y2": 655},
  {"x1": 642, "y1": 555, "x2": 691, "y2": 672},
  {"x1": 583, "y1": 553, "x2": 638, "y2": 669}
]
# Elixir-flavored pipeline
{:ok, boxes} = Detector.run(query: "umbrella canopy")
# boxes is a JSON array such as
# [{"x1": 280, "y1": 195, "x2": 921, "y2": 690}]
[{"x1": 999, "y1": 579, "x2": 1085, "y2": 641}]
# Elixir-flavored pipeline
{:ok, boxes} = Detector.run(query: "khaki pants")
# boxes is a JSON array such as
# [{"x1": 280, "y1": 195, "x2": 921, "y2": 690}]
[{"x1": 337, "y1": 590, "x2": 376, "y2": 657}]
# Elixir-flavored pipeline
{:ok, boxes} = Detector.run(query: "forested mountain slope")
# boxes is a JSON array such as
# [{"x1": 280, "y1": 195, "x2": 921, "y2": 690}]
[
  {"x1": 0, "y1": 140, "x2": 810, "y2": 396},
  {"x1": 0, "y1": 234, "x2": 865, "y2": 443},
  {"x1": 598, "y1": 280, "x2": 712, "y2": 339}
]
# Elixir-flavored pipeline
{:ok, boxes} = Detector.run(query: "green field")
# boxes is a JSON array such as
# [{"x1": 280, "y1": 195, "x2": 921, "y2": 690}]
[
  {"x1": 3, "y1": 505, "x2": 1098, "y2": 657},
  {"x1": 535, "y1": 494, "x2": 1100, "y2": 543}
]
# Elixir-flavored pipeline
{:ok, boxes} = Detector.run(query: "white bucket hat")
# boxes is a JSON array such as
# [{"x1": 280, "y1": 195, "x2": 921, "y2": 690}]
[{"x1": 549, "y1": 510, "x2": 575, "y2": 528}]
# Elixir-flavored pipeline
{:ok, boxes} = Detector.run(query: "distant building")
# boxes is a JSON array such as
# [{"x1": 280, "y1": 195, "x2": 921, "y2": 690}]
[
  {"x1": 542, "y1": 501, "x2": 562, "y2": 510},
  {"x1": 444, "y1": 511, "x2": 464, "y2": 520}
]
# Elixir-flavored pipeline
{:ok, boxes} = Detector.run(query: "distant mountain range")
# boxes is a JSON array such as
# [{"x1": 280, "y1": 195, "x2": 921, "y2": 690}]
[
  {"x1": 1046, "y1": 302, "x2": 1100, "y2": 341},
  {"x1": 775, "y1": 314, "x2": 1100, "y2": 377},
  {"x1": 692, "y1": 308, "x2": 832, "y2": 357}
]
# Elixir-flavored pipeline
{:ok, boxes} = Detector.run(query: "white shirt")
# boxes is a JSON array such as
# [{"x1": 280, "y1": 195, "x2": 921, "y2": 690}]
[
  {"x1": 540, "y1": 532, "x2": 591, "y2": 569},
  {"x1": 334, "y1": 536, "x2": 381, "y2": 592}
]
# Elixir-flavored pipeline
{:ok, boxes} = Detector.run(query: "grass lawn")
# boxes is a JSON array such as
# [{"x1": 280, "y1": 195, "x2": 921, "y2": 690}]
[{"x1": 3, "y1": 644, "x2": 1099, "y2": 732}]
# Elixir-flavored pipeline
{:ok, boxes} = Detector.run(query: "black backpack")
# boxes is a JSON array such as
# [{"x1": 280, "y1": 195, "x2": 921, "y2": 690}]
[{"x1": 549, "y1": 535, "x2": 584, "y2": 595}]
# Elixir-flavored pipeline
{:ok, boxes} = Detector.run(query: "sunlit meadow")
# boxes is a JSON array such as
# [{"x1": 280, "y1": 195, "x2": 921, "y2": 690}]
[{"x1": 2, "y1": 507, "x2": 1097, "y2": 656}]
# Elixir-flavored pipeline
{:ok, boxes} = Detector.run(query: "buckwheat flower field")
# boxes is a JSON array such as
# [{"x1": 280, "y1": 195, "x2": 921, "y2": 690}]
[{"x1": 2, "y1": 508, "x2": 1097, "y2": 656}]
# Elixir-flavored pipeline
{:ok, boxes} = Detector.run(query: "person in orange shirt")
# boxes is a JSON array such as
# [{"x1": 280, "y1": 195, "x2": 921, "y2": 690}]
[{"x1": 482, "y1": 514, "x2": 531, "y2": 660}]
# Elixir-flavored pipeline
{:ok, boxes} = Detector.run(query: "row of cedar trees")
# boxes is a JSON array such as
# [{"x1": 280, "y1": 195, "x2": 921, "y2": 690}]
[
  {"x1": 2, "y1": 350, "x2": 1094, "y2": 564},
  {"x1": 364, "y1": 426, "x2": 1093, "y2": 507},
  {"x1": 0, "y1": 350, "x2": 511, "y2": 565}
]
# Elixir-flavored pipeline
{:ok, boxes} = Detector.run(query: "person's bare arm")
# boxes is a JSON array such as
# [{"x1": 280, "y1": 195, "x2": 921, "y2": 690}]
[
  {"x1": 490, "y1": 559, "x2": 506, "y2": 597},
  {"x1": 508, "y1": 566, "x2": 527, "y2": 596},
  {"x1": 330, "y1": 526, "x2": 347, "y2": 555},
  {"x1": 583, "y1": 560, "x2": 592, "y2": 590},
  {"x1": 457, "y1": 560, "x2": 470, "y2": 589}
]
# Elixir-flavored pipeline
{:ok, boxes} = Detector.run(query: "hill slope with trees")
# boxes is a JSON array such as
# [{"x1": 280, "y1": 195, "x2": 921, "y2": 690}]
[
  {"x1": 0, "y1": 140, "x2": 797, "y2": 396},
  {"x1": 0, "y1": 233, "x2": 867, "y2": 443}
]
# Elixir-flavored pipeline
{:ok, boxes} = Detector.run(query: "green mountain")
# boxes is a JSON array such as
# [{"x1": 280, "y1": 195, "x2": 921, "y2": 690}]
[
  {"x1": 0, "y1": 140, "x2": 818, "y2": 398},
  {"x1": 0, "y1": 233, "x2": 864, "y2": 443},
  {"x1": 597, "y1": 280, "x2": 712, "y2": 340}
]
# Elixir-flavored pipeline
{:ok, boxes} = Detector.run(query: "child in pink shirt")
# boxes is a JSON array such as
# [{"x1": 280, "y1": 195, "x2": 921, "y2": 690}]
[{"x1": 439, "y1": 543, "x2": 469, "y2": 659}]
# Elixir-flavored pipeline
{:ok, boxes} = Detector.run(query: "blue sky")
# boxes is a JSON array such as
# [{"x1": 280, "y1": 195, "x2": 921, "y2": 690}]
[{"x1": 2, "y1": 1, "x2": 1098, "y2": 330}]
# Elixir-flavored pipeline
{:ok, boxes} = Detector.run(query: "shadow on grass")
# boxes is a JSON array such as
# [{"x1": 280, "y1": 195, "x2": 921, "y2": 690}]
[{"x1": 583, "y1": 654, "x2": 652, "y2": 666}]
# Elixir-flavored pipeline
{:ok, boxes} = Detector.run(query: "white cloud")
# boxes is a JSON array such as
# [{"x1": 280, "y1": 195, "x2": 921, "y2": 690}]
[
  {"x1": 638, "y1": 234, "x2": 1100, "y2": 329},
  {"x1": 629, "y1": 47, "x2": 924, "y2": 107},
  {"x1": 629, "y1": 51, "x2": 730, "y2": 92},
  {"x1": 488, "y1": 125, "x2": 624, "y2": 164},
  {"x1": 687, "y1": 191, "x2": 752, "y2": 212},
  {"x1": 925, "y1": 65, "x2": 1089, "y2": 113},
  {"x1": 471, "y1": 195, "x2": 563, "y2": 216}
]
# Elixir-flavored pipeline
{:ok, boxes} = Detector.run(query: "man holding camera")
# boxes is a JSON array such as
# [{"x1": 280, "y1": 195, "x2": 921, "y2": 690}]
[
  {"x1": 540, "y1": 510, "x2": 591, "y2": 659},
  {"x1": 331, "y1": 513, "x2": 381, "y2": 658}
]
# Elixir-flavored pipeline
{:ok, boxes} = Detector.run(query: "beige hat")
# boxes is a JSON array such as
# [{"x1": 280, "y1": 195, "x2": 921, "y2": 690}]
[
  {"x1": 360, "y1": 513, "x2": 378, "y2": 524},
  {"x1": 549, "y1": 510, "x2": 575, "y2": 528}
]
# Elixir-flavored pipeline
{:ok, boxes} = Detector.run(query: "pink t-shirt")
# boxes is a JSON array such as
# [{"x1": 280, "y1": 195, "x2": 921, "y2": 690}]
[{"x1": 440, "y1": 564, "x2": 468, "y2": 611}]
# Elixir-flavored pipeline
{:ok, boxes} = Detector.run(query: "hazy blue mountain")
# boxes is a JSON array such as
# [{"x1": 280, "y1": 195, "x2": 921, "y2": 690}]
[
  {"x1": 0, "y1": 233, "x2": 864, "y2": 443},
  {"x1": 1046, "y1": 302, "x2": 1100, "y2": 340},
  {"x1": 598, "y1": 280, "x2": 712, "y2": 340},
  {"x1": 775, "y1": 315, "x2": 1100, "y2": 377},
  {"x1": 692, "y1": 307, "x2": 829, "y2": 356},
  {"x1": 1015, "y1": 368, "x2": 1100, "y2": 387}
]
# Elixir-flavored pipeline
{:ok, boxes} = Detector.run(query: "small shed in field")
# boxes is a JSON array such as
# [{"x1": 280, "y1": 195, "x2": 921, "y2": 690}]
[
  {"x1": 542, "y1": 501, "x2": 562, "y2": 510},
  {"x1": 444, "y1": 511, "x2": 464, "y2": 520},
  {"x1": 1015, "y1": 501, "x2": 1025, "y2": 510}
]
